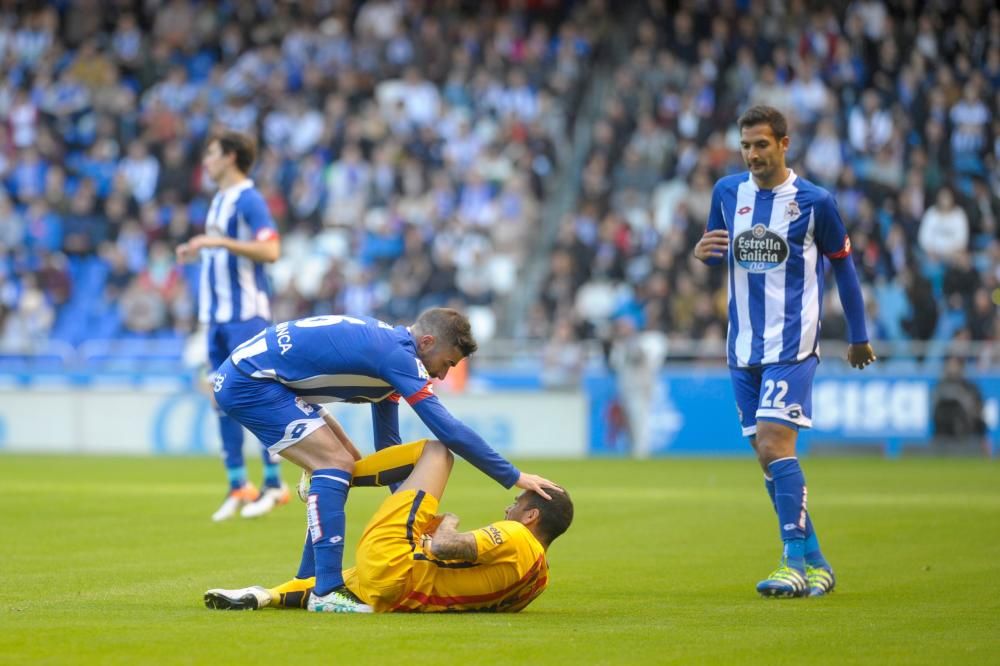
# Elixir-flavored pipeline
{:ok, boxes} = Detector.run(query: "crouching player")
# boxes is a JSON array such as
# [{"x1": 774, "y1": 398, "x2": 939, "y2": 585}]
[{"x1": 204, "y1": 439, "x2": 573, "y2": 612}]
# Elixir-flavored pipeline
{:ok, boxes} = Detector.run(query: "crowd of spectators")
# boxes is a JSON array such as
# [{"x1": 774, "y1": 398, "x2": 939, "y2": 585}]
[
  {"x1": 0, "y1": 0, "x2": 603, "y2": 357},
  {"x1": 536, "y1": 0, "x2": 1000, "y2": 381},
  {"x1": 3, "y1": 0, "x2": 998, "y2": 382}
]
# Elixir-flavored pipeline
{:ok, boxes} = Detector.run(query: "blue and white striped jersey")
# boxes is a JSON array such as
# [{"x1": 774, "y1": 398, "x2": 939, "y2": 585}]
[
  {"x1": 228, "y1": 314, "x2": 521, "y2": 487},
  {"x1": 198, "y1": 179, "x2": 278, "y2": 324},
  {"x1": 707, "y1": 170, "x2": 852, "y2": 368}
]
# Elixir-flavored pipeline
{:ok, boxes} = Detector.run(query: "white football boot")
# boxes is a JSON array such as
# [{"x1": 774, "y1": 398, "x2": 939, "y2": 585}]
[
  {"x1": 204, "y1": 586, "x2": 271, "y2": 610},
  {"x1": 211, "y1": 483, "x2": 259, "y2": 522},
  {"x1": 240, "y1": 483, "x2": 291, "y2": 518}
]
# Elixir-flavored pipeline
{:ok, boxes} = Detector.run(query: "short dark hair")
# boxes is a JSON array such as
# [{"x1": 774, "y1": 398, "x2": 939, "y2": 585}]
[
  {"x1": 524, "y1": 488, "x2": 574, "y2": 545},
  {"x1": 209, "y1": 130, "x2": 257, "y2": 174},
  {"x1": 737, "y1": 105, "x2": 788, "y2": 140},
  {"x1": 413, "y1": 308, "x2": 478, "y2": 356}
]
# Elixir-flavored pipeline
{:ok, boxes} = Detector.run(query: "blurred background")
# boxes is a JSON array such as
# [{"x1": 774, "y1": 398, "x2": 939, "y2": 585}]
[{"x1": 0, "y1": 0, "x2": 996, "y2": 459}]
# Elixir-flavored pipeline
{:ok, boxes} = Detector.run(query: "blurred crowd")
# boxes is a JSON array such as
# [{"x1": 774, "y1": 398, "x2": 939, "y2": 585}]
[
  {"x1": 2, "y1": 0, "x2": 998, "y2": 382},
  {"x1": 535, "y1": 0, "x2": 1000, "y2": 383},
  {"x1": 0, "y1": 0, "x2": 603, "y2": 353}
]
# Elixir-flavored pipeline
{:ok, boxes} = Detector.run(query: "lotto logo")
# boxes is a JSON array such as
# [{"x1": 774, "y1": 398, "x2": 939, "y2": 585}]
[{"x1": 212, "y1": 373, "x2": 226, "y2": 393}]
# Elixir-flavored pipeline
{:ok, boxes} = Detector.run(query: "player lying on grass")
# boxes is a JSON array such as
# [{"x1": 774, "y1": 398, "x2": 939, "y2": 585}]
[
  {"x1": 211, "y1": 308, "x2": 561, "y2": 612},
  {"x1": 204, "y1": 438, "x2": 573, "y2": 612}
]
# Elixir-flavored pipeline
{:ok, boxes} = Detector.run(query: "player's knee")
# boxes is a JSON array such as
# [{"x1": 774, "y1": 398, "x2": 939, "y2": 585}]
[
  {"x1": 423, "y1": 440, "x2": 454, "y2": 468},
  {"x1": 754, "y1": 424, "x2": 796, "y2": 463},
  {"x1": 317, "y1": 448, "x2": 355, "y2": 473},
  {"x1": 337, "y1": 454, "x2": 356, "y2": 474}
]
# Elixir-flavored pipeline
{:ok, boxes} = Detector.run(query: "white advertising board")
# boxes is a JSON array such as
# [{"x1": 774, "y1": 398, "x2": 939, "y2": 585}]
[{"x1": 0, "y1": 386, "x2": 587, "y2": 459}]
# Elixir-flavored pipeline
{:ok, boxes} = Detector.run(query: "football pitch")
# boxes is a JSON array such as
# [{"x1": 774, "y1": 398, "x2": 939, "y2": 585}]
[{"x1": 2, "y1": 455, "x2": 998, "y2": 665}]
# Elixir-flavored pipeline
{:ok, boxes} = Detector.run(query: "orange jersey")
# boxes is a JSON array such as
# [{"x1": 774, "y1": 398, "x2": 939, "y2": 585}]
[{"x1": 344, "y1": 489, "x2": 549, "y2": 613}]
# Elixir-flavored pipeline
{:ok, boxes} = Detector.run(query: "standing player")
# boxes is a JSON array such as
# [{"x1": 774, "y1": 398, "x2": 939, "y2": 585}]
[
  {"x1": 210, "y1": 307, "x2": 562, "y2": 612},
  {"x1": 694, "y1": 106, "x2": 876, "y2": 598},
  {"x1": 176, "y1": 131, "x2": 288, "y2": 522}
]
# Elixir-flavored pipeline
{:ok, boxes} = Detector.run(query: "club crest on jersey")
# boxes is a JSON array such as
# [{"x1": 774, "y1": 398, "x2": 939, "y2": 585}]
[
  {"x1": 415, "y1": 358, "x2": 430, "y2": 380},
  {"x1": 783, "y1": 200, "x2": 801, "y2": 221},
  {"x1": 734, "y1": 224, "x2": 789, "y2": 273}
]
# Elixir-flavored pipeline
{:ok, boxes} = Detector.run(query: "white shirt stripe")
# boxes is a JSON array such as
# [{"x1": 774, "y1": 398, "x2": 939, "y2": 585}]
[
  {"x1": 761, "y1": 179, "x2": 799, "y2": 364},
  {"x1": 280, "y1": 374, "x2": 394, "y2": 390},
  {"x1": 730, "y1": 179, "x2": 757, "y2": 364},
  {"x1": 798, "y1": 210, "x2": 820, "y2": 358}
]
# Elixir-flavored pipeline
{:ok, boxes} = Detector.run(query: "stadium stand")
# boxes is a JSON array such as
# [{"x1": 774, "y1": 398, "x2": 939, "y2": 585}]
[
  {"x1": 533, "y1": 0, "x2": 998, "y2": 369},
  {"x1": 0, "y1": 0, "x2": 604, "y2": 366},
  {"x1": 0, "y1": 0, "x2": 996, "y2": 374}
]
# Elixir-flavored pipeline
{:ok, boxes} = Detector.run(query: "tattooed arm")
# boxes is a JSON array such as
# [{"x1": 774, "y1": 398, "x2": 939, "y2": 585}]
[{"x1": 425, "y1": 513, "x2": 478, "y2": 562}]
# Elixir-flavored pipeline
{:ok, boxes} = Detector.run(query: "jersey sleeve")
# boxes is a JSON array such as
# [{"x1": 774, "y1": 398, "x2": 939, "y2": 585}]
[
  {"x1": 813, "y1": 192, "x2": 851, "y2": 259},
  {"x1": 371, "y1": 397, "x2": 402, "y2": 451},
  {"x1": 409, "y1": 395, "x2": 520, "y2": 488},
  {"x1": 378, "y1": 347, "x2": 436, "y2": 404},
  {"x1": 237, "y1": 189, "x2": 279, "y2": 241},
  {"x1": 378, "y1": 346, "x2": 520, "y2": 487},
  {"x1": 471, "y1": 521, "x2": 524, "y2": 565},
  {"x1": 706, "y1": 182, "x2": 728, "y2": 232}
]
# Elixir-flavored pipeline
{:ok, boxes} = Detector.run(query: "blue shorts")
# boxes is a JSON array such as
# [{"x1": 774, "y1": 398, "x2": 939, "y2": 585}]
[
  {"x1": 212, "y1": 358, "x2": 326, "y2": 454},
  {"x1": 207, "y1": 317, "x2": 270, "y2": 370},
  {"x1": 729, "y1": 356, "x2": 818, "y2": 437}
]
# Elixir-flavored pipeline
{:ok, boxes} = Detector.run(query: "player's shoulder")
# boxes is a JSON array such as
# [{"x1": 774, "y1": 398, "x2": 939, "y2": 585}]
[
  {"x1": 478, "y1": 520, "x2": 525, "y2": 546},
  {"x1": 790, "y1": 173, "x2": 835, "y2": 204},
  {"x1": 491, "y1": 520, "x2": 547, "y2": 557},
  {"x1": 366, "y1": 318, "x2": 412, "y2": 343},
  {"x1": 234, "y1": 182, "x2": 269, "y2": 209},
  {"x1": 369, "y1": 320, "x2": 420, "y2": 360},
  {"x1": 492, "y1": 520, "x2": 541, "y2": 544}
]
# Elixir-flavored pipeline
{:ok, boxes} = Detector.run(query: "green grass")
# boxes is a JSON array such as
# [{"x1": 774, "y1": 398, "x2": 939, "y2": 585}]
[{"x1": 1, "y1": 455, "x2": 998, "y2": 665}]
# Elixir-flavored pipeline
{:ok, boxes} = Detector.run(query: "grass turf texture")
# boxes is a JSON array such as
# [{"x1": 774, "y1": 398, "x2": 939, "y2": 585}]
[{"x1": 1, "y1": 455, "x2": 998, "y2": 665}]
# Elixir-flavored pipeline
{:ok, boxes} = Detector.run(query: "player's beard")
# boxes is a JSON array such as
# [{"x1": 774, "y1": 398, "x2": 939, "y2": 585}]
[{"x1": 748, "y1": 159, "x2": 771, "y2": 180}]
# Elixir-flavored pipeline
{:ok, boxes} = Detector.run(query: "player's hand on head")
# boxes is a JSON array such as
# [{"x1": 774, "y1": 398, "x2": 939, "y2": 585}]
[
  {"x1": 847, "y1": 343, "x2": 877, "y2": 369},
  {"x1": 515, "y1": 472, "x2": 563, "y2": 501},
  {"x1": 694, "y1": 230, "x2": 730, "y2": 261}
]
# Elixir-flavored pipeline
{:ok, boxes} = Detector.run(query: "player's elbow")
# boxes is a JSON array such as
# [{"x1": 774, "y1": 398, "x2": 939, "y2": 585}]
[{"x1": 261, "y1": 240, "x2": 281, "y2": 263}]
